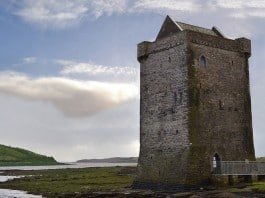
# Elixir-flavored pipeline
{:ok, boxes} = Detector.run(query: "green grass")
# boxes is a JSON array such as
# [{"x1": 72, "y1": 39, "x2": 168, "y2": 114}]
[
  {"x1": 3, "y1": 166, "x2": 265, "y2": 198},
  {"x1": 227, "y1": 187, "x2": 253, "y2": 193},
  {"x1": 256, "y1": 157, "x2": 265, "y2": 162},
  {"x1": 0, "y1": 166, "x2": 136, "y2": 197},
  {"x1": 0, "y1": 144, "x2": 60, "y2": 166},
  {"x1": 227, "y1": 181, "x2": 265, "y2": 195},
  {"x1": 250, "y1": 181, "x2": 265, "y2": 192}
]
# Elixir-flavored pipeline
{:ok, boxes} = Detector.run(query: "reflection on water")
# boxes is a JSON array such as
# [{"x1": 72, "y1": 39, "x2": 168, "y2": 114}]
[{"x1": 0, "y1": 189, "x2": 42, "y2": 198}]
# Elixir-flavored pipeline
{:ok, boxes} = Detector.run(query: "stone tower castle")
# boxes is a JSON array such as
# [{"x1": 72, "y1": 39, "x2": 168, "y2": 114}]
[{"x1": 134, "y1": 16, "x2": 255, "y2": 189}]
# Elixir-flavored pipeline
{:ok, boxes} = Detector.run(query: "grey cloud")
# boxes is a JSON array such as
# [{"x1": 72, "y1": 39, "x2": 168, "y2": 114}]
[
  {"x1": 250, "y1": 50, "x2": 265, "y2": 157},
  {"x1": 0, "y1": 94, "x2": 139, "y2": 161},
  {"x1": 0, "y1": 72, "x2": 138, "y2": 117}
]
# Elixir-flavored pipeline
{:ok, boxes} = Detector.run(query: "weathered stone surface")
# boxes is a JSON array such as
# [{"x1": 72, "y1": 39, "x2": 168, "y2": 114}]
[{"x1": 134, "y1": 16, "x2": 255, "y2": 189}]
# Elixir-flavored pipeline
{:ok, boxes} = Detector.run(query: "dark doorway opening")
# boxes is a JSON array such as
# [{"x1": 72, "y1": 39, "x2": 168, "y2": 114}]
[
  {"x1": 199, "y1": 55, "x2": 207, "y2": 67},
  {"x1": 212, "y1": 153, "x2": 221, "y2": 174}
]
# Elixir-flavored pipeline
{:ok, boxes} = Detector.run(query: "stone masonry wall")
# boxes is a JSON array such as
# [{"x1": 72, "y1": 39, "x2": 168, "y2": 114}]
[
  {"x1": 136, "y1": 32, "x2": 191, "y2": 185},
  {"x1": 185, "y1": 31, "x2": 255, "y2": 185},
  {"x1": 135, "y1": 28, "x2": 255, "y2": 189}
]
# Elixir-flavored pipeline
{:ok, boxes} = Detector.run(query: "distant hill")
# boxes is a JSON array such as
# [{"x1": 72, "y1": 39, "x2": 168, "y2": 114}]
[
  {"x1": 0, "y1": 144, "x2": 60, "y2": 166},
  {"x1": 76, "y1": 157, "x2": 138, "y2": 163}
]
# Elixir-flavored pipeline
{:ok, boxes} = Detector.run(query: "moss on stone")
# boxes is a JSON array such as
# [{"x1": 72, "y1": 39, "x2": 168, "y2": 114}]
[
  {"x1": 185, "y1": 45, "x2": 212, "y2": 186},
  {"x1": 186, "y1": 45, "x2": 203, "y2": 185},
  {"x1": 243, "y1": 56, "x2": 256, "y2": 161}
]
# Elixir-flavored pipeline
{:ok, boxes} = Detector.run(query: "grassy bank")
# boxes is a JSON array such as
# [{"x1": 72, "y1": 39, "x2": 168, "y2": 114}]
[
  {"x1": 0, "y1": 166, "x2": 136, "y2": 197},
  {"x1": 0, "y1": 144, "x2": 60, "y2": 166}
]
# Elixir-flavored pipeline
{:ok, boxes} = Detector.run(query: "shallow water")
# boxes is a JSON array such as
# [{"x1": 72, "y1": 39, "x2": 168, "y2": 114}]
[
  {"x1": 0, "y1": 189, "x2": 42, "y2": 198},
  {"x1": 0, "y1": 176, "x2": 39, "y2": 198},
  {"x1": 0, "y1": 175, "x2": 22, "y2": 182},
  {"x1": 0, "y1": 162, "x2": 137, "y2": 171}
]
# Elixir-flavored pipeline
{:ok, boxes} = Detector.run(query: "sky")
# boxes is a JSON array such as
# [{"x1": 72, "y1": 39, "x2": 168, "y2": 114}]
[{"x1": 0, "y1": 0, "x2": 265, "y2": 162}]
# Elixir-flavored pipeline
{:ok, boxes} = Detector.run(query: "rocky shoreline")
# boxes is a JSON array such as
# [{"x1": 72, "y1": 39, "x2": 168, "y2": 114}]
[{"x1": 43, "y1": 189, "x2": 265, "y2": 198}]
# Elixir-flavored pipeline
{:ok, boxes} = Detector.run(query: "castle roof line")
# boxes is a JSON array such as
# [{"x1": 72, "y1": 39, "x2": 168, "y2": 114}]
[{"x1": 156, "y1": 15, "x2": 225, "y2": 40}]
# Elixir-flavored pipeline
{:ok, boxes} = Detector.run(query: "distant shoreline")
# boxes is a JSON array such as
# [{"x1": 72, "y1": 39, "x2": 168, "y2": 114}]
[
  {"x1": 76, "y1": 157, "x2": 138, "y2": 163},
  {"x1": 0, "y1": 161, "x2": 64, "y2": 167}
]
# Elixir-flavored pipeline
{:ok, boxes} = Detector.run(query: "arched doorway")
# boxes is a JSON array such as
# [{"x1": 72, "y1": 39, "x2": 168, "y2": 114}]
[
  {"x1": 212, "y1": 153, "x2": 221, "y2": 174},
  {"x1": 199, "y1": 55, "x2": 207, "y2": 67}
]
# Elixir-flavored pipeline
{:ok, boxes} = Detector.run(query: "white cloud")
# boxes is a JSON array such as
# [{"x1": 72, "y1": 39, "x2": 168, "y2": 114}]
[
  {"x1": 133, "y1": 0, "x2": 200, "y2": 12},
  {"x1": 9, "y1": 0, "x2": 265, "y2": 29},
  {"x1": 230, "y1": 10, "x2": 265, "y2": 19},
  {"x1": 211, "y1": 0, "x2": 265, "y2": 9},
  {"x1": 87, "y1": 0, "x2": 128, "y2": 18},
  {"x1": 14, "y1": 0, "x2": 127, "y2": 28},
  {"x1": 209, "y1": 0, "x2": 265, "y2": 18},
  {"x1": 22, "y1": 57, "x2": 36, "y2": 64},
  {"x1": 15, "y1": 0, "x2": 89, "y2": 28},
  {"x1": 58, "y1": 60, "x2": 139, "y2": 82},
  {"x1": 0, "y1": 72, "x2": 138, "y2": 117}
]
